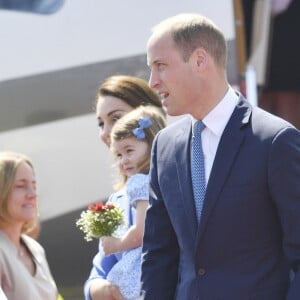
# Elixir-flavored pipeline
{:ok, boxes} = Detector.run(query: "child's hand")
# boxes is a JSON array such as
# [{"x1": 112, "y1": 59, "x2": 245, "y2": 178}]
[
  {"x1": 101, "y1": 236, "x2": 121, "y2": 256},
  {"x1": 89, "y1": 279, "x2": 124, "y2": 300}
]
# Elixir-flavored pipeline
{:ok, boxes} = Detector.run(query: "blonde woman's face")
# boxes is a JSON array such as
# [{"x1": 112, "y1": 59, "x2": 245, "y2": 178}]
[
  {"x1": 96, "y1": 95, "x2": 133, "y2": 147},
  {"x1": 7, "y1": 162, "x2": 37, "y2": 225}
]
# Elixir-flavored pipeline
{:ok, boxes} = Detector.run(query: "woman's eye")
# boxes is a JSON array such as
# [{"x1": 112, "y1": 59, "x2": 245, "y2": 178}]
[
  {"x1": 112, "y1": 116, "x2": 121, "y2": 123},
  {"x1": 16, "y1": 185, "x2": 25, "y2": 189},
  {"x1": 98, "y1": 121, "x2": 104, "y2": 128}
]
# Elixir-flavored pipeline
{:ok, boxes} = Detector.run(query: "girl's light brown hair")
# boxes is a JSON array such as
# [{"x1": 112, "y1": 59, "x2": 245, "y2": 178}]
[{"x1": 110, "y1": 105, "x2": 166, "y2": 188}]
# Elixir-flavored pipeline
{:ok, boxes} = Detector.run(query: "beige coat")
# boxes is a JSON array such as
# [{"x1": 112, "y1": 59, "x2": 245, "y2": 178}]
[{"x1": 0, "y1": 230, "x2": 57, "y2": 300}]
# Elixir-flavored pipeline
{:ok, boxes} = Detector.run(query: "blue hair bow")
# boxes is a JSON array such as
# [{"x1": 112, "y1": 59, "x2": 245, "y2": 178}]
[{"x1": 132, "y1": 116, "x2": 153, "y2": 139}]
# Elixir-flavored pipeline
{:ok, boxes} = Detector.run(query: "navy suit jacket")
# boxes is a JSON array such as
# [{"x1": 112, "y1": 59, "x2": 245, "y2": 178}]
[{"x1": 141, "y1": 96, "x2": 300, "y2": 300}]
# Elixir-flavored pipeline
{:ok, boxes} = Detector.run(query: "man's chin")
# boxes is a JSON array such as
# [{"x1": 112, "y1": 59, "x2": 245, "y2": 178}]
[{"x1": 163, "y1": 106, "x2": 182, "y2": 117}]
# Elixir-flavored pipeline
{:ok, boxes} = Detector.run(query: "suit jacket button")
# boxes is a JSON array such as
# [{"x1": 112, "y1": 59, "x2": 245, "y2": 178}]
[{"x1": 198, "y1": 268, "x2": 205, "y2": 276}]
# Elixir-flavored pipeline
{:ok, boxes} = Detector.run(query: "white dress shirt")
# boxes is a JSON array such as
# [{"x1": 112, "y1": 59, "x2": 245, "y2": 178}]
[{"x1": 191, "y1": 86, "x2": 239, "y2": 185}]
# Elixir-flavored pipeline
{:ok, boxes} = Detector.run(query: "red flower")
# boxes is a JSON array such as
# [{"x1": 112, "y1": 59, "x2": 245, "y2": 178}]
[
  {"x1": 76, "y1": 201, "x2": 124, "y2": 241},
  {"x1": 105, "y1": 203, "x2": 115, "y2": 209},
  {"x1": 88, "y1": 201, "x2": 116, "y2": 212},
  {"x1": 88, "y1": 201, "x2": 103, "y2": 212}
]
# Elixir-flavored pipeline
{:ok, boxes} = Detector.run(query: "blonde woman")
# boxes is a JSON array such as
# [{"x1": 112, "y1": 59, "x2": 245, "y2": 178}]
[{"x1": 0, "y1": 152, "x2": 58, "y2": 300}]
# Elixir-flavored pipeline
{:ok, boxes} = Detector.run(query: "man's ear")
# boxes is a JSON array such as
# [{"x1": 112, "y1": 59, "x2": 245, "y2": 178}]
[{"x1": 194, "y1": 48, "x2": 207, "y2": 70}]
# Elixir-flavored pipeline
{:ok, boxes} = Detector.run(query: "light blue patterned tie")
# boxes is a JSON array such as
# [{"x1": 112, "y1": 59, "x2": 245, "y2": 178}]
[{"x1": 191, "y1": 120, "x2": 206, "y2": 223}]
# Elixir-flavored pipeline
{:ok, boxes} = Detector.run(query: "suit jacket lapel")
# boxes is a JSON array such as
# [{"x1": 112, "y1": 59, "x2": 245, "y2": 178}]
[
  {"x1": 174, "y1": 118, "x2": 198, "y2": 237},
  {"x1": 196, "y1": 98, "x2": 252, "y2": 245}
]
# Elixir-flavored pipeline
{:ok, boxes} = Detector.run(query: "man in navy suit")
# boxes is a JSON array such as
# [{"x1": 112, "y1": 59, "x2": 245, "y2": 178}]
[{"x1": 141, "y1": 13, "x2": 300, "y2": 299}]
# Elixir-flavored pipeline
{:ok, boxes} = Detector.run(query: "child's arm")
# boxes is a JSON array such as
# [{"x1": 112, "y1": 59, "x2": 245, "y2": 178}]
[{"x1": 101, "y1": 199, "x2": 148, "y2": 256}]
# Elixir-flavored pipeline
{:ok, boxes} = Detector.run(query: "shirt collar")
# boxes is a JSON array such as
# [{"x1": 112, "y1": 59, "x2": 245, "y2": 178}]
[{"x1": 191, "y1": 86, "x2": 239, "y2": 137}]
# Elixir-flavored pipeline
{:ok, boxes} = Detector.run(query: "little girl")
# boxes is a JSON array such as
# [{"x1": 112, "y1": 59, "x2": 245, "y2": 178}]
[{"x1": 101, "y1": 105, "x2": 166, "y2": 300}]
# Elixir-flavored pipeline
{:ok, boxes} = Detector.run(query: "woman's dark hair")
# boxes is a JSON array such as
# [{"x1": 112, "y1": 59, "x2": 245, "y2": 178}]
[{"x1": 96, "y1": 75, "x2": 165, "y2": 115}]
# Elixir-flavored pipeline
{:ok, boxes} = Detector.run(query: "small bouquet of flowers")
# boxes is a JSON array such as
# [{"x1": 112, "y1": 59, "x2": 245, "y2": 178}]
[{"x1": 76, "y1": 201, "x2": 124, "y2": 241}]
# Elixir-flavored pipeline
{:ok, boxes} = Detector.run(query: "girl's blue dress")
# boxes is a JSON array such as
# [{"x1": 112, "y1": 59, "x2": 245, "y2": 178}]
[
  {"x1": 107, "y1": 173, "x2": 149, "y2": 300},
  {"x1": 107, "y1": 174, "x2": 149, "y2": 300}
]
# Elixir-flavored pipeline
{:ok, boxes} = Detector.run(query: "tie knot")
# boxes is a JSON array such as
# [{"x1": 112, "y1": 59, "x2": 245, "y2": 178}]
[{"x1": 194, "y1": 120, "x2": 205, "y2": 136}]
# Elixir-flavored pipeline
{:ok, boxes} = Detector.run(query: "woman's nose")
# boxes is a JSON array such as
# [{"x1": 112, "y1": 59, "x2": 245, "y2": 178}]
[
  {"x1": 99, "y1": 126, "x2": 110, "y2": 147},
  {"x1": 27, "y1": 186, "x2": 37, "y2": 198}
]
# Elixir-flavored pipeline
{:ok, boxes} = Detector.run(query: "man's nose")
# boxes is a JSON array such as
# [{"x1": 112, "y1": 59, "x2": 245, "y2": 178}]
[{"x1": 149, "y1": 71, "x2": 160, "y2": 89}]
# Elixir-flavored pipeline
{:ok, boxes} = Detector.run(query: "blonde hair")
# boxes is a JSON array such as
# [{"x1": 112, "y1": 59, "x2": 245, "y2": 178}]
[
  {"x1": 0, "y1": 151, "x2": 38, "y2": 233},
  {"x1": 110, "y1": 106, "x2": 166, "y2": 189},
  {"x1": 151, "y1": 13, "x2": 227, "y2": 68}
]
